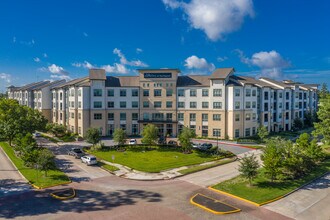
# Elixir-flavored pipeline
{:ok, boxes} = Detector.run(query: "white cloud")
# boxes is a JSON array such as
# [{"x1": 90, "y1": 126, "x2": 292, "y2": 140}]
[
  {"x1": 83, "y1": 32, "x2": 88, "y2": 37},
  {"x1": 217, "y1": 56, "x2": 228, "y2": 62},
  {"x1": 43, "y1": 53, "x2": 48, "y2": 58},
  {"x1": 34, "y1": 57, "x2": 41, "y2": 62},
  {"x1": 163, "y1": 0, "x2": 254, "y2": 41},
  {"x1": 19, "y1": 39, "x2": 35, "y2": 46},
  {"x1": 47, "y1": 64, "x2": 69, "y2": 75},
  {"x1": 0, "y1": 73, "x2": 11, "y2": 83},
  {"x1": 184, "y1": 55, "x2": 215, "y2": 71},
  {"x1": 101, "y1": 63, "x2": 129, "y2": 74},
  {"x1": 136, "y1": 48, "x2": 143, "y2": 53},
  {"x1": 72, "y1": 61, "x2": 95, "y2": 69},
  {"x1": 237, "y1": 50, "x2": 290, "y2": 78},
  {"x1": 50, "y1": 74, "x2": 71, "y2": 81},
  {"x1": 113, "y1": 48, "x2": 148, "y2": 67}
]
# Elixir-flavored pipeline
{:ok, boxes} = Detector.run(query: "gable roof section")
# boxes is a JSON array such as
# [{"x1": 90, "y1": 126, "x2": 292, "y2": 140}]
[
  {"x1": 105, "y1": 76, "x2": 139, "y2": 87},
  {"x1": 209, "y1": 68, "x2": 234, "y2": 79},
  {"x1": 177, "y1": 75, "x2": 210, "y2": 87}
]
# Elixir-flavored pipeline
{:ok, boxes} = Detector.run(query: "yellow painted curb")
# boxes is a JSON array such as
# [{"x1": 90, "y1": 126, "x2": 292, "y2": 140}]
[
  {"x1": 190, "y1": 193, "x2": 241, "y2": 214},
  {"x1": 50, "y1": 188, "x2": 76, "y2": 200},
  {"x1": 208, "y1": 187, "x2": 285, "y2": 207}
]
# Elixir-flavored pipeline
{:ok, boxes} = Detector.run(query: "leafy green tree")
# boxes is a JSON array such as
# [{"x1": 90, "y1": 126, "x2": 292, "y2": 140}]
[
  {"x1": 141, "y1": 124, "x2": 158, "y2": 145},
  {"x1": 261, "y1": 137, "x2": 286, "y2": 182},
  {"x1": 36, "y1": 149, "x2": 56, "y2": 177},
  {"x1": 85, "y1": 128, "x2": 101, "y2": 145},
  {"x1": 47, "y1": 123, "x2": 67, "y2": 137},
  {"x1": 282, "y1": 143, "x2": 305, "y2": 179},
  {"x1": 257, "y1": 126, "x2": 269, "y2": 142},
  {"x1": 303, "y1": 111, "x2": 314, "y2": 127},
  {"x1": 314, "y1": 94, "x2": 330, "y2": 143},
  {"x1": 113, "y1": 128, "x2": 127, "y2": 145},
  {"x1": 178, "y1": 127, "x2": 195, "y2": 154},
  {"x1": 238, "y1": 153, "x2": 260, "y2": 186},
  {"x1": 296, "y1": 133, "x2": 324, "y2": 168},
  {"x1": 305, "y1": 139, "x2": 325, "y2": 164},
  {"x1": 293, "y1": 117, "x2": 303, "y2": 130},
  {"x1": 319, "y1": 83, "x2": 328, "y2": 99}
]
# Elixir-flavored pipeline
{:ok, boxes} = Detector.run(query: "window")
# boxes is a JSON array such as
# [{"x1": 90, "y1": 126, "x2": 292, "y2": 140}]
[
  {"x1": 264, "y1": 91, "x2": 269, "y2": 100},
  {"x1": 108, "y1": 102, "x2": 114, "y2": 108},
  {"x1": 154, "y1": 89, "x2": 162, "y2": 97},
  {"x1": 213, "y1": 102, "x2": 222, "y2": 109},
  {"x1": 252, "y1": 90, "x2": 256, "y2": 96},
  {"x1": 178, "y1": 89, "x2": 185, "y2": 97},
  {"x1": 166, "y1": 101, "x2": 172, "y2": 108},
  {"x1": 245, "y1": 128, "x2": 251, "y2": 137},
  {"x1": 178, "y1": 113, "x2": 184, "y2": 121},
  {"x1": 93, "y1": 89, "x2": 102, "y2": 97},
  {"x1": 190, "y1": 102, "x2": 197, "y2": 108},
  {"x1": 132, "y1": 113, "x2": 138, "y2": 120},
  {"x1": 252, "y1": 113, "x2": 256, "y2": 120},
  {"x1": 60, "y1": 93, "x2": 63, "y2": 100},
  {"x1": 235, "y1": 102, "x2": 240, "y2": 109},
  {"x1": 143, "y1": 90, "x2": 149, "y2": 97},
  {"x1": 190, "y1": 113, "x2": 196, "y2": 121},
  {"x1": 143, "y1": 113, "x2": 149, "y2": 120},
  {"x1": 286, "y1": 102, "x2": 290, "y2": 110},
  {"x1": 108, "y1": 113, "x2": 114, "y2": 120},
  {"x1": 246, "y1": 113, "x2": 251, "y2": 121},
  {"x1": 190, "y1": 89, "x2": 197, "y2": 97},
  {"x1": 107, "y1": 89, "x2": 114, "y2": 97},
  {"x1": 166, "y1": 89, "x2": 173, "y2": 97},
  {"x1": 120, "y1": 113, "x2": 126, "y2": 120},
  {"x1": 286, "y1": 92, "x2": 290, "y2": 100},
  {"x1": 71, "y1": 112, "x2": 74, "y2": 119},
  {"x1": 94, "y1": 113, "x2": 102, "y2": 120},
  {"x1": 279, "y1": 103, "x2": 283, "y2": 108},
  {"x1": 120, "y1": 124, "x2": 126, "y2": 130},
  {"x1": 70, "y1": 89, "x2": 75, "y2": 97},
  {"x1": 235, "y1": 114, "x2": 240, "y2": 122},
  {"x1": 235, "y1": 89, "x2": 240, "y2": 97},
  {"x1": 264, "y1": 113, "x2": 269, "y2": 122},
  {"x1": 252, "y1": 127, "x2": 256, "y2": 135},
  {"x1": 94, "y1": 101, "x2": 102, "y2": 108},
  {"x1": 178, "y1": 102, "x2": 185, "y2": 108},
  {"x1": 78, "y1": 90, "x2": 82, "y2": 97},
  {"x1": 246, "y1": 102, "x2": 251, "y2": 109},
  {"x1": 213, "y1": 114, "x2": 221, "y2": 121},
  {"x1": 154, "y1": 101, "x2": 162, "y2": 108},
  {"x1": 264, "y1": 103, "x2": 269, "y2": 111},
  {"x1": 78, "y1": 101, "x2": 82, "y2": 108},
  {"x1": 202, "y1": 89, "x2": 209, "y2": 97},
  {"x1": 132, "y1": 101, "x2": 138, "y2": 108},
  {"x1": 202, "y1": 102, "x2": 209, "y2": 108},
  {"x1": 213, "y1": 89, "x2": 222, "y2": 97},
  {"x1": 202, "y1": 126, "x2": 208, "y2": 137},
  {"x1": 132, "y1": 89, "x2": 138, "y2": 97},
  {"x1": 71, "y1": 101, "x2": 74, "y2": 108},
  {"x1": 120, "y1": 89, "x2": 126, "y2": 97},
  {"x1": 252, "y1": 101, "x2": 256, "y2": 108},
  {"x1": 120, "y1": 101, "x2": 127, "y2": 108},
  {"x1": 235, "y1": 129, "x2": 240, "y2": 138},
  {"x1": 286, "y1": 112, "x2": 289, "y2": 120},
  {"x1": 190, "y1": 125, "x2": 196, "y2": 133},
  {"x1": 246, "y1": 89, "x2": 251, "y2": 97},
  {"x1": 279, "y1": 92, "x2": 283, "y2": 98},
  {"x1": 202, "y1": 114, "x2": 208, "y2": 122},
  {"x1": 143, "y1": 101, "x2": 149, "y2": 108},
  {"x1": 166, "y1": 113, "x2": 172, "y2": 120},
  {"x1": 213, "y1": 129, "x2": 221, "y2": 137}
]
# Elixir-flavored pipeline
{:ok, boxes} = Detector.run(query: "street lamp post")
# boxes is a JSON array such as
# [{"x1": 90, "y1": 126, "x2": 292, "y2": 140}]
[{"x1": 216, "y1": 131, "x2": 219, "y2": 148}]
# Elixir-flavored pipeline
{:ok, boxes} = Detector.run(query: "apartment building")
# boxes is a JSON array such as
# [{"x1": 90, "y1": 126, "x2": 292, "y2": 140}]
[{"x1": 8, "y1": 68, "x2": 318, "y2": 139}]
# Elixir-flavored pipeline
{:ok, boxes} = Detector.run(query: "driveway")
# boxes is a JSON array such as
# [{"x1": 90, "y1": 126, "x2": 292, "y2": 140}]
[
  {"x1": 36, "y1": 138, "x2": 109, "y2": 183},
  {"x1": 179, "y1": 150, "x2": 262, "y2": 187},
  {"x1": 0, "y1": 147, "x2": 31, "y2": 197},
  {"x1": 264, "y1": 173, "x2": 330, "y2": 220},
  {"x1": 192, "y1": 139, "x2": 254, "y2": 155}
]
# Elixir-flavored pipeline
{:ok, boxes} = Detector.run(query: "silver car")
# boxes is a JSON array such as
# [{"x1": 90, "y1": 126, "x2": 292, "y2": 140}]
[{"x1": 81, "y1": 155, "x2": 97, "y2": 165}]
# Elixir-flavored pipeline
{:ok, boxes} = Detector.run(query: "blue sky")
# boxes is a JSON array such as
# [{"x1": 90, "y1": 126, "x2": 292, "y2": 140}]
[{"x1": 0, "y1": 0, "x2": 329, "y2": 92}]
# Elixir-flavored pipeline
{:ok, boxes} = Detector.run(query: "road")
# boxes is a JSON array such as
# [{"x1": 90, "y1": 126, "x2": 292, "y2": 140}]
[
  {"x1": 265, "y1": 173, "x2": 330, "y2": 220},
  {"x1": 0, "y1": 146, "x2": 31, "y2": 197},
  {"x1": 179, "y1": 150, "x2": 262, "y2": 187}
]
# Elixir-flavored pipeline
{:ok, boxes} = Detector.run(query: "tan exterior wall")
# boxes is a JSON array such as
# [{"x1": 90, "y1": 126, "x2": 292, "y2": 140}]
[{"x1": 41, "y1": 109, "x2": 52, "y2": 122}]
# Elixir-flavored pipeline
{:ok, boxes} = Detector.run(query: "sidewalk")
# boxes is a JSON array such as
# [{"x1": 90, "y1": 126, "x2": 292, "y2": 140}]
[{"x1": 101, "y1": 150, "x2": 262, "y2": 181}]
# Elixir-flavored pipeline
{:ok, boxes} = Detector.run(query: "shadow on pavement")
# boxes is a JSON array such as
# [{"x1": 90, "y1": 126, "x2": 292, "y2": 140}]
[
  {"x1": 0, "y1": 179, "x2": 31, "y2": 197},
  {"x1": 0, "y1": 188, "x2": 162, "y2": 218}
]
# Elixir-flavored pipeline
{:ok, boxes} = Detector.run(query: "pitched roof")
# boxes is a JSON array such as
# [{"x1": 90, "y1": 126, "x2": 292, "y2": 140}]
[
  {"x1": 53, "y1": 77, "x2": 89, "y2": 89},
  {"x1": 177, "y1": 75, "x2": 210, "y2": 87},
  {"x1": 209, "y1": 68, "x2": 234, "y2": 79},
  {"x1": 105, "y1": 76, "x2": 139, "y2": 87},
  {"x1": 20, "y1": 81, "x2": 50, "y2": 91},
  {"x1": 33, "y1": 80, "x2": 66, "y2": 90},
  {"x1": 232, "y1": 76, "x2": 279, "y2": 89},
  {"x1": 259, "y1": 77, "x2": 291, "y2": 88}
]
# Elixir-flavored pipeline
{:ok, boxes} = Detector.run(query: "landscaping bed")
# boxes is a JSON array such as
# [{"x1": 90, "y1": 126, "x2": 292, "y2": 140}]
[
  {"x1": 98, "y1": 161, "x2": 119, "y2": 173},
  {"x1": 179, "y1": 158, "x2": 236, "y2": 175},
  {"x1": 89, "y1": 146, "x2": 229, "y2": 173},
  {"x1": 211, "y1": 159, "x2": 330, "y2": 204},
  {"x1": 0, "y1": 142, "x2": 70, "y2": 188}
]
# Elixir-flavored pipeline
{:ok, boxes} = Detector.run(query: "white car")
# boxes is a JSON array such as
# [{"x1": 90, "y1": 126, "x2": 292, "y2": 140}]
[
  {"x1": 192, "y1": 143, "x2": 201, "y2": 149},
  {"x1": 81, "y1": 155, "x2": 97, "y2": 165},
  {"x1": 129, "y1": 139, "x2": 137, "y2": 145}
]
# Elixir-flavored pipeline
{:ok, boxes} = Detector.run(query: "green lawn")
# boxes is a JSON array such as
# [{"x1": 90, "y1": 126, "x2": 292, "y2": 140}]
[
  {"x1": 98, "y1": 161, "x2": 119, "y2": 172},
  {"x1": 212, "y1": 160, "x2": 330, "y2": 204},
  {"x1": 178, "y1": 158, "x2": 235, "y2": 175},
  {"x1": 0, "y1": 142, "x2": 70, "y2": 188},
  {"x1": 90, "y1": 147, "x2": 221, "y2": 173}
]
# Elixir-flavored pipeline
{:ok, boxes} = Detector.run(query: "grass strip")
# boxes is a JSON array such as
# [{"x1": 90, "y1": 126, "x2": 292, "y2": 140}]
[
  {"x1": 179, "y1": 158, "x2": 236, "y2": 175},
  {"x1": 212, "y1": 160, "x2": 330, "y2": 204},
  {"x1": 98, "y1": 161, "x2": 119, "y2": 172},
  {"x1": 0, "y1": 142, "x2": 70, "y2": 188}
]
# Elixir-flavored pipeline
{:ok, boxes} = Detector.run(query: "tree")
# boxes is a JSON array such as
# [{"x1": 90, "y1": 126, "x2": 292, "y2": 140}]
[
  {"x1": 141, "y1": 124, "x2": 158, "y2": 145},
  {"x1": 257, "y1": 126, "x2": 269, "y2": 142},
  {"x1": 314, "y1": 94, "x2": 330, "y2": 143},
  {"x1": 261, "y1": 137, "x2": 286, "y2": 182},
  {"x1": 113, "y1": 128, "x2": 127, "y2": 145},
  {"x1": 293, "y1": 117, "x2": 303, "y2": 130},
  {"x1": 238, "y1": 154, "x2": 260, "y2": 186},
  {"x1": 319, "y1": 83, "x2": 328, "y2": 99},
  {"x1": 47, "y1": 123, "x2": 67, "y2": 137},
  {"x1": 85, "y1": 128, "x2": 101, "y2": 145},
  {"x1": 36, "y1": 149, "x2": 56, "y2": 177},
  {"x1": 303, "y1": 111, "x2": 314, "y2": 127},
  {"x1": 0, "y1": 99, "x2": 47, "y2": 146},
  {"x1": 178, "y1": 127, "x2": 195, "y2": 154}
]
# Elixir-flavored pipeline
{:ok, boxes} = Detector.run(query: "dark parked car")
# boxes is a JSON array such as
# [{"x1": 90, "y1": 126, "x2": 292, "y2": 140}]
[
  {"x1": 68, "y1": 148, "x2": 85, "y2": 158},
  {"x1": 168, "y1": 140, "x2": 178, "y2": 146},
  {"x1": 199, "y1": 143, "x2": 213, "y2": 151},
  {"x1": 158, "y1": 137, "x2": 166, "y2": 144}
]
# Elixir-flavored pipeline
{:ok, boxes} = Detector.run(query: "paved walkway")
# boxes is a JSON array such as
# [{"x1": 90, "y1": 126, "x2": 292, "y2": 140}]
[
  {"x1": 0, "y1": 146, "x2": 31, "y2": 197},
  {"x1": 264, "y1": 172, "x2": 330, "y2": 220}
]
